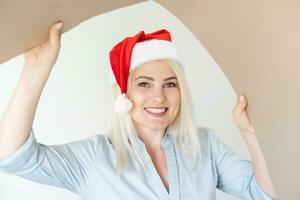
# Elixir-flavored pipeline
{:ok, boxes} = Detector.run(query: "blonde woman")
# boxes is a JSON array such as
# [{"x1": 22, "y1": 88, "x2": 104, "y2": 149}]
[{"x1": 0, "y1": 21, "x2": 277, "y2": 200}]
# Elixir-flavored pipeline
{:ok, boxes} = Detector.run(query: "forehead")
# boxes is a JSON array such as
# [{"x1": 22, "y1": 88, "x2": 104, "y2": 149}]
[{"x1": 131, "y1": 60, "x2": 176, "y2": 79}]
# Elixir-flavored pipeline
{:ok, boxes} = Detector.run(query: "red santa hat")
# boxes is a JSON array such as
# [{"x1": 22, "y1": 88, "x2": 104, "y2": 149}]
[{"x1": 109, "y1": 29, "x2": 181, "y2": 114}]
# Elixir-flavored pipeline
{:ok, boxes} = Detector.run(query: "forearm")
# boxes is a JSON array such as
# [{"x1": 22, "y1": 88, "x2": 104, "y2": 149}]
[
  {"x1": 0, "y1": 66, "x2": 50, "y2": 159},
  {"x1": 242, "y1": 131, "x2": 278, "y2": 199}
]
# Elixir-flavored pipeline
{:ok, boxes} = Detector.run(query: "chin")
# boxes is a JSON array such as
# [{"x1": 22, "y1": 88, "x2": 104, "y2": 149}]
[{"x1": 144, "y1": 122, "x2": 169, "y2": 131}]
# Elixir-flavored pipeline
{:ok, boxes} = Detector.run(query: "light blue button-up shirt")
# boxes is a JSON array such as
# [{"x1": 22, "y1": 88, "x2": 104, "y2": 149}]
[{"x1": 0, "y1": 127, "x2": 272, "y2": 200}]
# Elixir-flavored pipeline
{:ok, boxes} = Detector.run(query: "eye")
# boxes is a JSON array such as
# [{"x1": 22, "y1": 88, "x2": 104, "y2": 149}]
[
  {"x1": 138, "y1": 82, "x2": 150, "y2": 87},
  {"x1": 164, "y1": 82, "x2": 177, "y2": 88}
]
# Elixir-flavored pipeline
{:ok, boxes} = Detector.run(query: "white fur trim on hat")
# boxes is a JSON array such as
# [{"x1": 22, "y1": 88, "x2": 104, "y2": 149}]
[
  {"x1": 114, "y1": 93, "x2": 133, "y2": 113},
  {"x1": 109, "y1": 39, "x2": 181, "y2": 86}
]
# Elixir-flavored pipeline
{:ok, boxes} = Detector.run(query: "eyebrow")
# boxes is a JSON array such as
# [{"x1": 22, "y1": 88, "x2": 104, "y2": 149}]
[{"x1": 134, "y1": 76, "x2": 177, "y2": 81}]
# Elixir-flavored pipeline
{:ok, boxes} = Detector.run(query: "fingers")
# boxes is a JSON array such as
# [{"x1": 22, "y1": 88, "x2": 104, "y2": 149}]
[
  {"x1": 49, "y1": 21, "x2": 63, "y2": 47},
  {"x1": 233, "y1": 94, "x2": 247, "y2": 116},
  {"x1": 239, "y1": 95, "x2": 247, "y2": 107}
]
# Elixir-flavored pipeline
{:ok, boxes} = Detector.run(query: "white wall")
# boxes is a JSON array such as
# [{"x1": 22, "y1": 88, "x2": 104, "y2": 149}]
[{"x1": 0, "y1": 1, "x2": 250, "y2": 199}]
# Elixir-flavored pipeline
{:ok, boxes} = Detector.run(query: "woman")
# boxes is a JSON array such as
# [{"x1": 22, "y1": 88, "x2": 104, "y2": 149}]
[{"x1": 0, "y1": 21, "x2": 277, "y2": 200}]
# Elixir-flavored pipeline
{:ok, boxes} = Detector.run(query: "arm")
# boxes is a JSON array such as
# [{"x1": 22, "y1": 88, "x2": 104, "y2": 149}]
[
  {"x1": 232, "y1": 94, "x2": 278, "y2": 199},
  {"x1": 241, "y1": 130, "x2": 277, "y2": 199},
  {"x1": 0, "y1": 21, "x2": 63, "y2": 159},
  {"x1": 208, "y1": 129, "x2": 274, "y2": 200},
  {"x1": 0, "y1": 129, "x2": 100, "y2": 193},
  {"x1": 0, "y1": 22, "x2": 100, "y2": 193}
]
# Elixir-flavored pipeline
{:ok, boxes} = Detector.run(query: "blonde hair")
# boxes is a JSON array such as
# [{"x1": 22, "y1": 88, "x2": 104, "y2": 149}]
[{"x1": 108, "y1": 58, "x2": 200, "y2": 171}]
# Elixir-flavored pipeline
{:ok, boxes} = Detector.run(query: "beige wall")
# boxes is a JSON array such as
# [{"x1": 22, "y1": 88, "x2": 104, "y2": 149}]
[{"x1": 1, "y1": 0, "x2": 299, "y2": 199}]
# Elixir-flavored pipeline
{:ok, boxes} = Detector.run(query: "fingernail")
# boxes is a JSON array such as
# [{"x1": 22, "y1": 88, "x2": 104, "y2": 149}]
[
  {"x1": 56, "y1": 22, "x2": 63, "y2": 30},
  {"x1": 240, "y1": 95, "x2": 243, "y2": 101}
]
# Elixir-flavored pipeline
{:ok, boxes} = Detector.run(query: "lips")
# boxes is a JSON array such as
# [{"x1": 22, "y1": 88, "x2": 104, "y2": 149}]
[{"x1": 144, "y1": 107, "x2": 168, "y2": 117}]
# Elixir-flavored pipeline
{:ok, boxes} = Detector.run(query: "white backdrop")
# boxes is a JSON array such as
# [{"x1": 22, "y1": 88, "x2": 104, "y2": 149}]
[{"x1": 0, "y1": 1, "x2": 249, "y2": 199}]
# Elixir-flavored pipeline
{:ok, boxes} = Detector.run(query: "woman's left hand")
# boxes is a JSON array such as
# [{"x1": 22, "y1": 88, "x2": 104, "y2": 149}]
[
  {"x1": 232, "y1": 94, "x2": 255, "y2": 136},
  {"x1": 233, "y1": 95, "x2": 278, "y2": 199}
]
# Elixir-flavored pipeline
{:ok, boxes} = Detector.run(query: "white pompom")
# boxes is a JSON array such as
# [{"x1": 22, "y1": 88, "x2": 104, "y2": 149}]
[{"x1": 114, "y1": 94, "x2": 133, "y2": 114}]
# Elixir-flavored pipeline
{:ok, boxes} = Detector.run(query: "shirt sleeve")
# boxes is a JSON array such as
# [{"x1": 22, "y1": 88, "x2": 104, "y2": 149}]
[
  {"x1": 207, "y1": 129, "x2": 273, "y2": 200},
  {"x1": 0, "y1": 128, "x2": 100, "y2": 194}
]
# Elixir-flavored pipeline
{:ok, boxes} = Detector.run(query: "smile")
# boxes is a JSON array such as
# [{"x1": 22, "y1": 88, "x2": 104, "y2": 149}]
[{"x1": 144, "y1": 107, "x2": 168, "y2": 117}]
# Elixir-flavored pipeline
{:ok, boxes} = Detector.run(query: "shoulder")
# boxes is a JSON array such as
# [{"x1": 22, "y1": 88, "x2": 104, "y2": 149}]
[
  {"x1": 196, "y1": 126, "x2": 222, "y2": 160},
  {"x1": 48, "y1": 133, "x2": 112, "y2": 162},
  {"x1": 196, "y1": 127, "x2": 235, "y2": 163},
  {"x1": 196, "y1": 126, "x2": 216, "y2": 148},
  {"x1": 62, "y1": 133, "x2": 111, "y2": 152}
]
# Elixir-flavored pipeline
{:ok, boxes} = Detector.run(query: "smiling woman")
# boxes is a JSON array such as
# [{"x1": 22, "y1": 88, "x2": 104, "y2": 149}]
[
  {"x1": 109, "y1": 58, "x2": 200, "y2": 171},
  {"x1": 0, "y1": 22, "x2": 276, "y2": 200}
]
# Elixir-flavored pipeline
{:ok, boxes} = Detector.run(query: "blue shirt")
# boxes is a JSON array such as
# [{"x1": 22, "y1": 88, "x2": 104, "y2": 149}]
[{"x1": 0, "y1": 127, "x2": 272, "y2": 200}]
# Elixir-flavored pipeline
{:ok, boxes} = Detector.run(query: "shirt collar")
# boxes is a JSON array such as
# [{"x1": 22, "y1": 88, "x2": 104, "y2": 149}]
[{"x1": 134, "y1": 126, "x2": 172, "y2": 149}]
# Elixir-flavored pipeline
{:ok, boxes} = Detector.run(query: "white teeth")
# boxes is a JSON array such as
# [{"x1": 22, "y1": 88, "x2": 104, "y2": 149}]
[{"x1": 145, "y1": 108, "x2": 167, "y2": 113}]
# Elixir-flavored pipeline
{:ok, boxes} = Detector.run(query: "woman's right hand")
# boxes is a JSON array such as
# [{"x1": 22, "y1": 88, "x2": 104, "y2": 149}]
[{"x1": 23, "y1": 21, "x2": 63, "y2": 75}]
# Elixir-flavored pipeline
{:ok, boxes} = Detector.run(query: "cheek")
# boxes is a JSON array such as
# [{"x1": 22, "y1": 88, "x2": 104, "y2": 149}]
[
  {"x1": 169, "y1": 90, "x2": 181, "y2": 106},
  {"x1": 130, "y1": 90, "x2": 147, "y2": 108},
  {"x1": 170, "y1": 91, "x2": 181, "y2": 120}
]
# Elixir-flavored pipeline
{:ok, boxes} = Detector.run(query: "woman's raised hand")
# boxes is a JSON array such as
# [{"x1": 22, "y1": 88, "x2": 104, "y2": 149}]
[
  {"x1": 23, "y1": 21, "x2": 63, "y2": 75},
  {"x1": 232, "y1": 94, "x2": 255, "y2": 135}
]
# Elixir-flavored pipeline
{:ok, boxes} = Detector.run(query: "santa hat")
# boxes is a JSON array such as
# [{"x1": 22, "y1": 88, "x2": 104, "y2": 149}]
[{"x1": 109, "y1": 29, "x2": 181, "y2": 114}]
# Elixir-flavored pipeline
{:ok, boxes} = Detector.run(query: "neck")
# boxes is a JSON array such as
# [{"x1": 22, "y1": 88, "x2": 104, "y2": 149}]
[{"x1": 134, "y1": 123, "x2": 167, "y2": 152}]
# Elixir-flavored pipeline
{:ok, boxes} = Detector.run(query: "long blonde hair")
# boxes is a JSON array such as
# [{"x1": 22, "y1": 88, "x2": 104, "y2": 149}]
[{"x1": 108, "y1": 58, "x2": 200, "y2": 171}]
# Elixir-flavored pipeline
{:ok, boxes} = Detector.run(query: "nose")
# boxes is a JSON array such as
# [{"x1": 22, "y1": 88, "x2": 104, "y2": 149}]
[{"x1": 152, "y1": 87, "x2": 166, "y2": 104}]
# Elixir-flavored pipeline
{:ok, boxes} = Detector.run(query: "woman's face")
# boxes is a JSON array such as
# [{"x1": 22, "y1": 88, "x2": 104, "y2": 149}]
[{"x1": 127, "y1": 60, "x2": 180, "y2": 132}]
